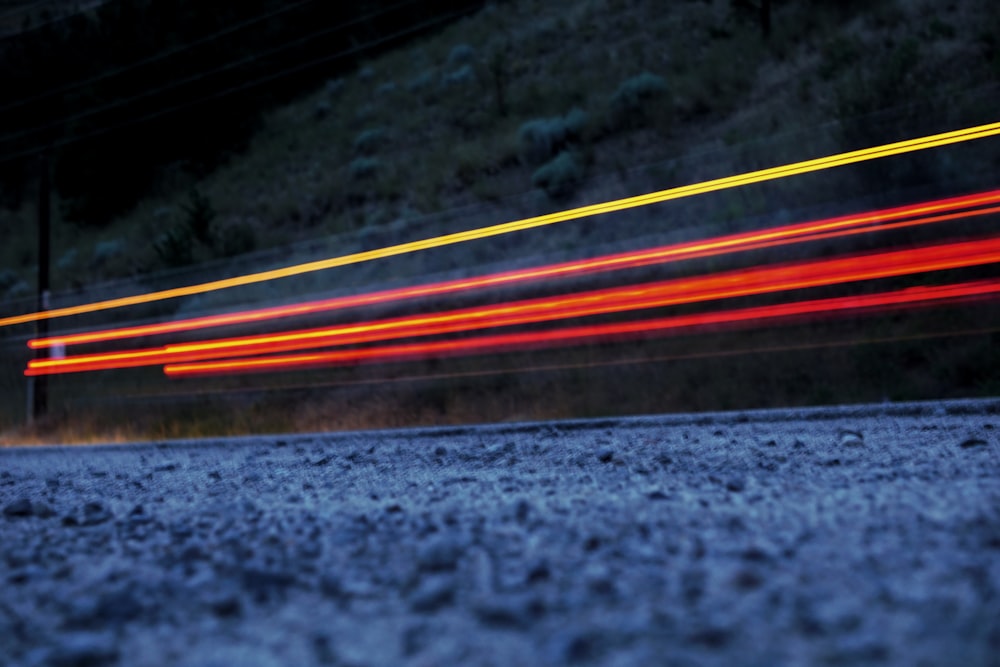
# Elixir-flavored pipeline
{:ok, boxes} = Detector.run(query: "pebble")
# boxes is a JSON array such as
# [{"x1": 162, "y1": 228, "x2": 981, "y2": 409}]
[
  {"x1": 597, "y1": 446, "x2": 615, "y2": 463},
  {"x1": 3, "y1": 497, "x2": 35, "y2": 518},
  {"x1": 473, "y1": 593, "x2": 543, "y2": 629},
  {"x1": 838, "y1": 429, "x2": 864, "y2": 447},
  {"x1": 409, "y1": 574, "x2": 456, "y2": 612},
  {"x1": 47, "y1": 631, "x2": 119, "y2": 667},
  {"x1": 416, "y1": 535, "x2": 464, "y2": 571},
  {"x1": 725, "y1": 476, "x2": 746, "y2": 493},
  {"x1": 80, "y1": 502, "x2": 113, "y2": 526}
]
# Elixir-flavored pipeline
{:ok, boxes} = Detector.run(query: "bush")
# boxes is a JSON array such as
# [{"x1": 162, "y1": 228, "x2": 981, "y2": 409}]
[
  {"x1": 532, "y1": 151, "x2": 583, "y2": 199},
  {"x1": 212, "y1": 221, "x2": 257, "y2": 258},
  {"x1": 154, "y1": 225, "x2": 194, "y2": 267},
  {"x1": 349, "y1": 157, "x2": 380, "y2": 180},
  {"x1": 519, "y1": 107, "x2": 588, "y2": 163},
  {"x1": 183, "y1": 189, "x2": 216, "y2": 245},
  {"x1": 610, "y1": 71, "x2": 669, "y2": 126},
  {"x1": 440, "y1": 64, "x2": 476, "y2": 88},
  {"x1": 91, "y1": 239, "x2": 125, "y2": 267},
  {"x1": 0, "y1": 269, "x2": 19, "y2": 293},
  {"x1": 353, "y1": 128, "x2": 385, "y2": 155},
  {"x1": 407, "y1": 68, "x2": 436, "y2": 92},
  {"x1": 447, "y1": 43, "x2": 477, "y2": 65}
]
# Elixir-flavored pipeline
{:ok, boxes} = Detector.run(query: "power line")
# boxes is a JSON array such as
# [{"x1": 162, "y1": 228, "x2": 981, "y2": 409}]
[
  {"x1": 0, "y1": 0, "x2": 432, "y2": 147},
  {"x1": 0, "y1": 4, "x2": 474, "y2": 164},
  {"x1": 0, "y1": 0, "x2": 110, "y2": 39},
  {"x1": 0, "y1": 0, "x2": 321, "y2": 115}
]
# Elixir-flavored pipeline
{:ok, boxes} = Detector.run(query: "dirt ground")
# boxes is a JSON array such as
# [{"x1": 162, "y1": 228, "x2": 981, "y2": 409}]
[{"x1": 2, "y1": 399, "x2": 999, "y2": 666}]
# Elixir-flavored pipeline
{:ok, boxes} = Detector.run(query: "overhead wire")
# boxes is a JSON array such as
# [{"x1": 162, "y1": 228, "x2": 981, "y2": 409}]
[
  {"x1": 0, "y1": 0, "x2": 323, "y2": 115},
  {"x1": 0, "y1": 0, "x2": 437, "y2": 145}
]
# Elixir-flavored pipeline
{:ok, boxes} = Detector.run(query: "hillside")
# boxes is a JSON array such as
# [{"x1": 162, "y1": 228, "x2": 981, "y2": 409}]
[
  {"x1": 2, "y1": 0, "x2": 997, "y2": 296},
  {"x1": 2, "y1": 0, "x2": 1000, "y2": 440}
]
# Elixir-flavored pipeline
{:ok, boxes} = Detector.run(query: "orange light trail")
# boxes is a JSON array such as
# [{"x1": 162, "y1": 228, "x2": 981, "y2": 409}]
[
  {"x1": 162, "y1": 279, "x2": 1000, "y2": 377},
  {"x1": 5, "y1": 121, "x2": 1000, "y2": 329},
  {"x1": 25, "y1": 235, "x2": 1000, "y2": 376},
  {"x1": 29, "y1": 189, "x2": 1000, "y2": 349}
]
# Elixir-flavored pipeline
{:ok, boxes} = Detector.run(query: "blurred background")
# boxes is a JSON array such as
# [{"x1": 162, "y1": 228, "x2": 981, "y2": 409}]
[{"x1": 1, "y1": 0, "x2": 999, "y2": 443}]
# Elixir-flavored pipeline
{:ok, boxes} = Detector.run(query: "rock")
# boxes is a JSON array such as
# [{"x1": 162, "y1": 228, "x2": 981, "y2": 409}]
[
  {"x1": 48, "y1": 631, "x2": 119, "y2": 667},
  {"x1": 207, "y1": 593, "x2": 242, "y2": 618},
  {"x1": 838, "y1": 429, "x2": 864, "y2": 447},
  {"x1": 409, "y1": 574, "x2": 456, "y2": 612},
  {"x1": 473, "y1": 593, "x2": 544, "y2": 629},
  {"x1": 725, "y1": 476, "x2": 745, "y2": 493},
  {"x1": 597, "y1": 446, "x2": 614, "y2": 463},
  {"x1": 242, "y1": 568, "x2": 295, "y2": 602},
  {"x1": 416, "y1": 535, "x2": 464, "y2": 571},
  {"x1": 959, "y1": 437, "x2": 989, "y2": 448},
  {"x1": 80, "y1": 502, "x2": 113, "y2": 526},
  {"x1": 3, "y1": 497, "x2": 34, "y2": 518}
]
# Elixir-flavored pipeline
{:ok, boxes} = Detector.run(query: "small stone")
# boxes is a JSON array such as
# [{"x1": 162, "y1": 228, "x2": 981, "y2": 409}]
[
  {"x1": 416, "y1": 535, "x2": 464, "y2": 571},
  {"x1": 838, "y1": 429, "x2": 864, "y2": 447},
  {"x1": 242, "y1": 568, "x2": 295, "y2": 602},
  {"x1": 208, "y1": 593, "x2": 241, "y2": 618},
  {"x1": 409, "y1": 574, "x2": 456, "y2": 612},
  {"x1": 80, "y1": 502, "x2": 112, "y2": 526},
  {"x1": 49, "y1": 631, "x2": 119, "y2": 667},
  {"x1": 959, "y1": 437, "x2": 988, "y2": 448},
  {"x1": 3, "y1": 498, "x2": 34, "y2": 518},
  {"x1": 597, "y1": 446, "x2": 614, "y2": 463},
  {"x1": 725, "y1": 476, "x2": 745, "y2": 493},
  {"x1": 514, "y1": 498, "x2": 532, "y2": 522},
  {"x1": 646, "y1": 490, "x2": 668, "y2": 501},
  {"x1": 473, "y1": 593, "x2": 543, "y2": 629}
]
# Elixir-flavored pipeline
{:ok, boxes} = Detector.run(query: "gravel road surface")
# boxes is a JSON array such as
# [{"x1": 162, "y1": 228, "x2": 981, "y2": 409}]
[{"x1": 2, "y1": 400, "x2": 999, "y2": 666}]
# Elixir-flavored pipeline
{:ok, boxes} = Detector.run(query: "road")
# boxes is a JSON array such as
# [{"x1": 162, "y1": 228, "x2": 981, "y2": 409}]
[{"x1": 2, "y1": 399, "x2": 999, "y2": 666}]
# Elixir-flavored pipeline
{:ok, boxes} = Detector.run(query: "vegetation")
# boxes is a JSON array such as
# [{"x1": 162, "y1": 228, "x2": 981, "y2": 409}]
[{"x1": 2, "y1": 0, "x2": 999, "y2": 441}]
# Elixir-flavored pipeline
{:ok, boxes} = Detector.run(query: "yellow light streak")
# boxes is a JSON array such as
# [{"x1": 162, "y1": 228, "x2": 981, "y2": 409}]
[{"x1": 3, "y1": 120, "x2": 999, "y2": 328}]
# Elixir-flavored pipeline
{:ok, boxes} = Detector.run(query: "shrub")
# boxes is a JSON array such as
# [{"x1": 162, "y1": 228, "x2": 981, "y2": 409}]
[
  {"x1": 0, "y1": 268, "x2": 19, "y2": 293},
  {"x1": 407, "y1": 68, "x2": 436, "y2": 92},
  {"x1": 519, "y1": 107, "x2": 588, "y2": 163},
  {"x1": 91, "y1": 239, "x2": 124, "y2": 267},
  {"x1": 353, "y1": 128, "x2": 385, "y2": 155},
  {"x1": 183, "y1": 189, "x2": 216, "y2": 245},
  {"x1": 349, "y1": 157, "x2": 380, "y2": 180},
  {"x1": 610, "y1": 71, "x2": 669, "y2": 126},
  {"x1": 447, "y1": 43, "x2": 477, "y2": 65},
  {"x1": 532, "y1": 151, "x2": 583, "y2": 199},
  {"x1": 154, "y1": 226, "x2": 194, "y2": 267},
  {"x1": 212, "y1": 221, "x2": 257, "y2": 258},
  {"x1": 55, "y1": 249, "x2": 78, "y2": 273},
  {"x1": 440, "y1": 64, "x2": 476, "y2": 88},
  {"x1": 5, "y1": 280, "x2": 29, "y2": 299}
]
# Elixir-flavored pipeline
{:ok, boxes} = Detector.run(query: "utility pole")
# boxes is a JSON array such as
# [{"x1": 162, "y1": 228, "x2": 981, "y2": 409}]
[{"x1": 32, "y1": 150, "x2": 50, "y2": 421}]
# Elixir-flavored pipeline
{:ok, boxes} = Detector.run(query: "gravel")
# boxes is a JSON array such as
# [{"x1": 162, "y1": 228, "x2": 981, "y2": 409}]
[{"x1": 1, "y1": 398, "x2": 999, "y2": 666}]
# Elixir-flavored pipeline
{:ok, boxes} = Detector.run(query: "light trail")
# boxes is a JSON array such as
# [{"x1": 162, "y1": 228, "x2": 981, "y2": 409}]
[
  {"x1": 4, "y1": 121, "x2": 1000, "y2": 329},
  {"x1": 163, "y1": 279, "x2": 1000, "y2": 377},
  {"x1": 29, "y1": 189, "x2": 1000, "y2": 349},
  {"x1": 26, "y1": 235, "x2": 1000, "y2": 376}
]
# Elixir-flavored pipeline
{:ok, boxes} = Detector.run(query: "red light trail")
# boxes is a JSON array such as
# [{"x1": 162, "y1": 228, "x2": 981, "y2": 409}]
[
  {"x1": 25, "y1": 235, "x2": 1000, "y2": 376},
  {"x1": 162, "y1": 279, "x2": 1000, "y2": 377},
  {"x1": 28, "y1": 188, "x2": 1000, "y2": 350}
]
